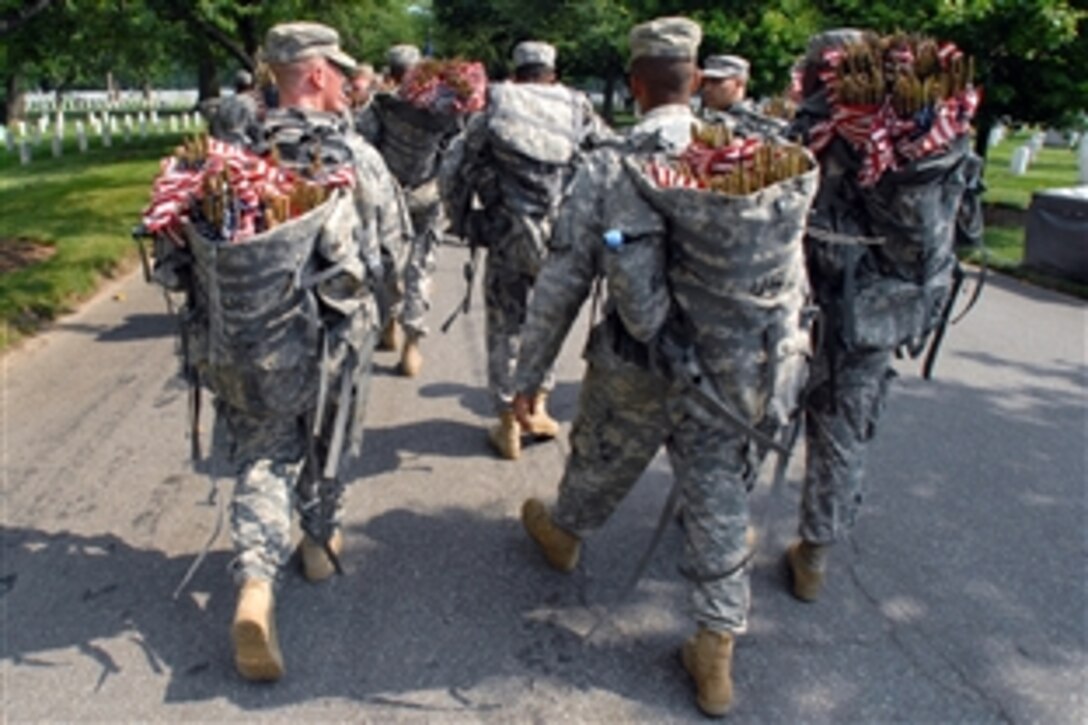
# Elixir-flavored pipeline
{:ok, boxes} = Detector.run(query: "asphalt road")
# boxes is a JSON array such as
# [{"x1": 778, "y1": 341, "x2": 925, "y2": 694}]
[{"x1": 1, "y1": 252, "x2": 1085, "y2": 723}]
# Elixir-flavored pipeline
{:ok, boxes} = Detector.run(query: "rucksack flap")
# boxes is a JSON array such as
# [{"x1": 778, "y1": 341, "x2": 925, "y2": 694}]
[{"x1": 487, "y1": 82, "x2": 581, "y2": 166}]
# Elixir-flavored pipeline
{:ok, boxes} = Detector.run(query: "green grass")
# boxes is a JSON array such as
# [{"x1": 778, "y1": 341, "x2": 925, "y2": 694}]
[
  {"x1": 0, "y1": 134, "x2": 187, "y2": 351},
  {"x1": 982, "y1": 131, "x2": 1081, "y2": 210},
  {"x1": 969, "y1": 129, "x2": 1086, "y2": 298}
]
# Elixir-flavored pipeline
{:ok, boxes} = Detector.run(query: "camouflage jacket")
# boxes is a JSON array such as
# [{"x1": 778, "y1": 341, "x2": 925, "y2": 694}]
[
  {"x1": 439, "y1": 81, "x2": 614, "y2": 238},
  {"x1": 512, "y1": 104, "x2": 697, "y2": 394}
]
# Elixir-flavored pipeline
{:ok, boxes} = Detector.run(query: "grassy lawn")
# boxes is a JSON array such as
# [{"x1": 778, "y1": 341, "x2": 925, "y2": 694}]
[
  {"x1": 0, "y1": 133, "x2": 186, "y2": 351},
  {"x1": 972, "y1": 129, "x2": 1086, "y2": 297}
]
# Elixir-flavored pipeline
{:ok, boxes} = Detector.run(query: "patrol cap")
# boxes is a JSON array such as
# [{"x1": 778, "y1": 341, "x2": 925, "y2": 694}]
[
  {"x1": 264, "y1": 22, "x2": 358, "y2": 73},
  {"x1": 387, "y1": 44, "x2": 422, "y2": 70},
  {"x1": 702, "y1": 54, "x2": 749, "y2": 80},
  {"x1": 628, "y1": 16, "x2": 702, "y2": 64},
  {"x1": 805, "y1": 28, "x2": 866, "y2": 63},
  {"x1": 513, "y1": 41, "x2": 557, "y2": 69}
]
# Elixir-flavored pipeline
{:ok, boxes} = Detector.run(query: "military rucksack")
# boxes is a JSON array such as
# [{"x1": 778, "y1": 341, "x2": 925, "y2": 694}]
[{"x1": 178, "y1": 189, "x2": 365, "y2": 417}]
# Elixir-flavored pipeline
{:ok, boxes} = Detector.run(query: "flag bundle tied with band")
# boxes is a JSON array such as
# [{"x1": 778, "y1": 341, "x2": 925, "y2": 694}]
[
  {"x1": 400, "y1": 59, "x2": 488, "y2": 115},
  {"x1": 142, "y1": 134, "x2": 356, "y2": 246},
  {"x1": 800, "y1": 32, "x2": 980, "y2": 187},
  {"x1": 792, "y1": 30, "x2": 982, "y2": 364}
]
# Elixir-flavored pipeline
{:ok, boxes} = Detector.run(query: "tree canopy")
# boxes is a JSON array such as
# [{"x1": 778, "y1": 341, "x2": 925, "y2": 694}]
[{"x1": 2, "y1": 0, "x2": 1084, "y2": 150}]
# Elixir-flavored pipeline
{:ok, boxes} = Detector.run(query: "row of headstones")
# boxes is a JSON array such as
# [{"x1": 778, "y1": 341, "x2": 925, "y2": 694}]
[
  {"x1": 0, "y1": 111, "x2": 202, "y2": 165},
  {"x1": 1005, "y1": 128, "x2": 1088, "y2": 183}
]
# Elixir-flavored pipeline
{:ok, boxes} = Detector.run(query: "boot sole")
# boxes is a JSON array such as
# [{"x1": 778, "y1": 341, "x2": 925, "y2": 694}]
[{"x1": 232, "y1": 619, "x2": 284, "y2": 682}]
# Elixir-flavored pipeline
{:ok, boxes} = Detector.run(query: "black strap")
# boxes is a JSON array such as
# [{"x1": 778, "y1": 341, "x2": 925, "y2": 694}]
[{"x1": 922, "y1": 262, "x2": 966, "y2": 380}]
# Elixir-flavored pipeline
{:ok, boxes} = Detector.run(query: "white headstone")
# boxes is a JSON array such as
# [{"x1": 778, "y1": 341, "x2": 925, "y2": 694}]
[
  {"x1": 51, "y1": 134, "x2": 62, "y2": 158},
  {"x1": 103, "y1": 123, "x2": 112, "y2": 148},
  {"x1": 19, "y1": 138, "x2": 31, "y2": 165},
  {"x1": 38, "y1": 115, "x2": 48, "y2": 133},
  {"x1": 987, "y1": 125, "x2": 1005, "y2": 149},
  {"x1": 169, "y1": 115, "x2": 178, "y2": 132},
  {"x1": 31, "y1": 125, "x2": 42, "y2": 146},
  {"x1": 1010, "y1": 145, "x2": 1031, "y2": 176},
  {"x1": 17, "y1": 120, "x2": 27, "y2": 137},
  {"x1": 2, "y1": 126, "x2": 11, "y2": 153},
  {"x1": 76, "y1": 121, "x2": 87, "y2": 153},
  {"x1": 124, "y1": 113, "x2": 133, "y2": 129},
  {"x1": 140, "y1": 117, "x2": 148, "y2": 138},
  {"x1": 182, "y1": 113, "x2": 190, "y2": 130},
  {"x1": 0, "y1": 125, "x2": 7, "y2": 146}
]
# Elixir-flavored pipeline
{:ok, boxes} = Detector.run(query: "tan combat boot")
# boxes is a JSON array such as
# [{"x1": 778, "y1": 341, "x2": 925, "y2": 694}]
[
  {"x1": 523, "y1": 391, "x2": 560, "y2": 439},
  {"x1": 489, "y1": 410, "x2": 522, "y2": 460},
  {"x1": 786, "y1": 539, "x2": 826, "y2": 602},
  {"x1": 400, "y1": 334, "x2": 423, "y2": 377},
  {"x1": 299, "y1": 529, "x2": 344, "y2": 583},
  {"x1": 232, "y1": 579, "x2": 285, "y2": 681},
  {"x1": 378, "y1": 319, "x2": 399, "y2": 352},
  {"x1": 681, "y1": 627, "x2": 735, "y2": 717},
  {"x1": 521, "y1": 498, "x2": 581, "y2": 572}
]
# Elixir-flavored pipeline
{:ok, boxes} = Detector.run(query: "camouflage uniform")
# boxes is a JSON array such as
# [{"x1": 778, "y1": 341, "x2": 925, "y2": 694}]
[
  {"x1": 357, "y1": 93, "x2": 463, "y2": 339},
  {"x1": 515, "y1": 103, "x2": 815, "y2": 632},
  {"x1": 216, "y1": 108, "x2": 408, "y2": 583},
  {"x1": 790, "y1": 29, "x2": 976, "y2": 547},
  {"x1": 442, "y1": 81, "x2": 611, "y2": 412},
  {"x1": 703, "y1": 100, "x2": 788, "y2": 139},
  {"x1": 210, "y1": 92, "x2": 261, "y2": 147}
]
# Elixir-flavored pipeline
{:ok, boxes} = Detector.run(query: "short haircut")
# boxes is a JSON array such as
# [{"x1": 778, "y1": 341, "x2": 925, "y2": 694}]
[
  {"x1": 630, "y1": 56, "x2": 695, "y2": 101},
  {"x1": 514, "y1": 63, "x2": 555, "y2": 83},
  {"x1": 269, "y1": 57, "x2": 323, "y2": 95}
]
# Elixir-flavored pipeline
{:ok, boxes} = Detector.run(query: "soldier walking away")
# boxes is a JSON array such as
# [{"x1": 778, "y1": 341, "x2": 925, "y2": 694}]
[
  {"x1": 511, "y1": 17, "x2": 817, "y2": 716},
  {"x1": 784, "y1": 29, "x2": 981, "y2": 603},
  {"x1": 144, "y1": 21, "x2": 410, "y2": 682},
  {"x1": 440, "y1": 39, "x2": 612, "y2": 460},
  {"x1": 208, "y1": 69, "x2": 261, "y2": 147},
  {"x1": 359, "y1": 43, "x2": 468, "y2": 377}
]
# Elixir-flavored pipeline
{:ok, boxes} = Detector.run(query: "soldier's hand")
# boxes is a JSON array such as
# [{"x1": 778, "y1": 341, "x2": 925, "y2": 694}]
[{"x1": 512, "y1": 392, "x2": 536, "y2": 430}]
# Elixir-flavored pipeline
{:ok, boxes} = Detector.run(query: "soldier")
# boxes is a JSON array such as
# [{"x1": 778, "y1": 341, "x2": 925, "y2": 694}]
[
  {"x1": 208, "y1": 69, "x2": 260, "y2": 146},
  {"x1": 440, "y1": 39, "x2": 612, "y2": 459},
  {"x1": 784, "y1": 29, "x2": 980, "y2": 602},
  {"x1": 701, "y1": 54, "x2": 786, "y2": 137},
  {"x1": 700, "y1": 54, "x2": 750, "y2": 115},
  {"x1": 512, "y1": 17, "x2": 816, "y2": 716},
  {"x1": 349, "y1": 63, "x2": 377, "y2": 111},
  {"x1": 149, "y1": 22, "x2": 410, "y2": 682},
  {"x1": 358, "y1": 44, "x2": 465, "y2": 376}
]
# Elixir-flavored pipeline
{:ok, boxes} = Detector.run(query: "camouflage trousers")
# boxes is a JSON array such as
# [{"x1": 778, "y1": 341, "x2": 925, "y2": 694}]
[
  {"x1": 552, "y1": 338, "x2": 762, "y2": 633},
  {"x1": 219, "y1": 340, "x2": 376, "y2": 585},
  {"x1": 398, "y1": 196, "x2": 444, "y2": 339},
  {"x1": 799, "y1": 342, "x2": 895, "y2": 545},
  {"x1": 485, "y1": 236, "x2": 554, "y2": 413}
]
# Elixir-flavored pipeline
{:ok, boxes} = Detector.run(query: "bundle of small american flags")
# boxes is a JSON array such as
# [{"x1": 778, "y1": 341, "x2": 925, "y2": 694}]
[
  {"x1": 141, "y1": 136, "x2": 356, "y2": 245},
  {"x1": 805, "y1": 34, "x2": 980, "y2": 186},
  {"x1": 646, "y1": 125, "x2": 812, "y2": 195},
  {"x1": 400, "y1": 59, "x2": 488, "y2": 115}
]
